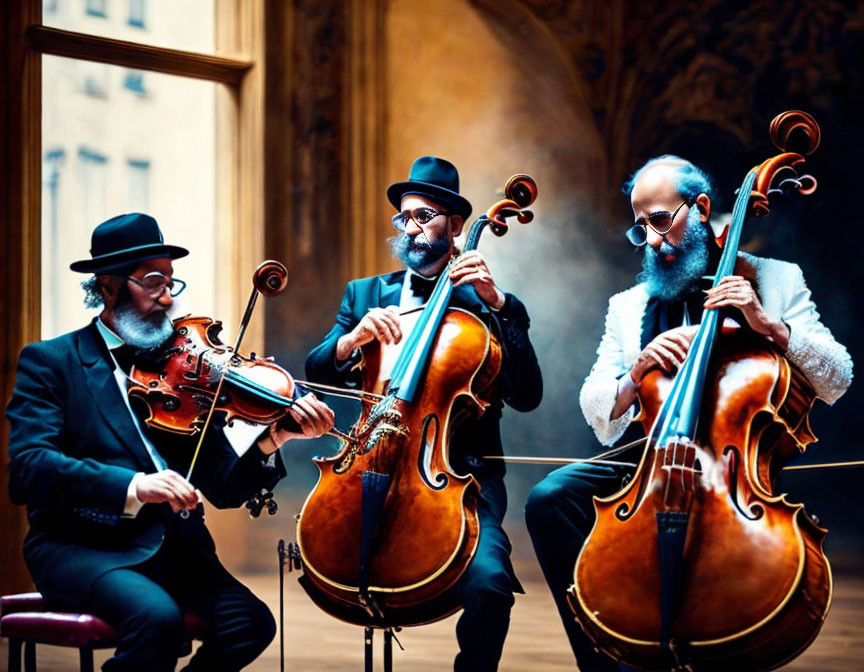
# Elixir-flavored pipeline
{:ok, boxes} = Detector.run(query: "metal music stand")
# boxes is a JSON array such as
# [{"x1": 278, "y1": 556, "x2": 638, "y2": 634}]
[{"x1": 277, "y1": 539, "x2": 403, "y2": 671}]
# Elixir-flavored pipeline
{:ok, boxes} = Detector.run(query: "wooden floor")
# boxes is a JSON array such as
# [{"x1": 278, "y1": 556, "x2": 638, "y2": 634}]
[{"x1": 2, "y1": 570, "x2": 862, "y2": 671}]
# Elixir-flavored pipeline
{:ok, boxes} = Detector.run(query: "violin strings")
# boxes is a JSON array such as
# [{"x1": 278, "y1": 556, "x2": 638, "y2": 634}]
[
  {"x1": 223, "y1": 371, "x2": 363, "y2": 446},
  {"x1": 294, "y1": 380, "x2": 384, "y2": 403}
]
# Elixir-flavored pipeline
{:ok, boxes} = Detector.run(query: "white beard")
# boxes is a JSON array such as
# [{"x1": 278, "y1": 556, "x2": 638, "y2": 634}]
[{"x1": 114, "y1": 302, "x2": 174, "y2": 349}]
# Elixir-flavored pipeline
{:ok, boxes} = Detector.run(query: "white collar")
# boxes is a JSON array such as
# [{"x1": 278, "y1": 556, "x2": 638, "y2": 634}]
[{"x1": 96, "y1": 317, "x2": 125, "y2": 350}]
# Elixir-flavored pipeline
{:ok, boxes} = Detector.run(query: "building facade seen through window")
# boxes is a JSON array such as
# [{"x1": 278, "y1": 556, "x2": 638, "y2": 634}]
[{"x1": 41, "y1": 1, "x2": 217, "y2": 338}]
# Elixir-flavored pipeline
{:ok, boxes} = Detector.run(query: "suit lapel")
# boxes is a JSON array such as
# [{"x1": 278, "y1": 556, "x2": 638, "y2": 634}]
[
  {"x1": 76, "y1": 324, "x2": 156, "y2": 472},
  {"x1": 377, "y1": 270, "x2": 405, "y2": 309},
  {"x1": 450, "y1": 283, "x2": 489, "y2": 318}
]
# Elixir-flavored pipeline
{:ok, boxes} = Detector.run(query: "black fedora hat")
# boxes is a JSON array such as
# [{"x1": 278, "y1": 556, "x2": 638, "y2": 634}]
[
  {"x1": 70, "y1": 213, "x2": 189, "y2": 274},
  {"x1": 386, "y1": 156, "x2": 472, "y2": 219}
]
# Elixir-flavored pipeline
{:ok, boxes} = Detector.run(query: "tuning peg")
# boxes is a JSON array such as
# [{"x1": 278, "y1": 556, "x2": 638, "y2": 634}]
[{"x1": 778, "y1": 178, "x2": 803, "y2": 192}]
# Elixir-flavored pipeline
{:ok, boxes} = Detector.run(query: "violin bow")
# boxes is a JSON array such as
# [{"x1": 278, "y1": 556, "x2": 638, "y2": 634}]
[
  {"x1": 183, "y1": 261, "x2": 289, "y2": 484},
  {"x1": 484, "y1": 436, "x2": 864, "y2": 471}
]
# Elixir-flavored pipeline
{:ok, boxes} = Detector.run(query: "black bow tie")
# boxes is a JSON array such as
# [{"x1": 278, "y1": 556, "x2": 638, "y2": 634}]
[
  {"x1": 409, "y1": 273, "x2": 438, "y2": 301},
  {"x1": 112, "y1": 344, "x2": 137, "y2": 374}
]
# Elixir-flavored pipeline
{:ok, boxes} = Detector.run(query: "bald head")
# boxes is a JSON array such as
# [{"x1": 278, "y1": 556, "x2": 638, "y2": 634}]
[
  {"x1": 630, "y1": 162, "x2": 685, "y2": 218},
  {"x1": 626, "y1": 155, "x2": 713, "y2": 248},
  {"x1": 624, "y1": 154, "x2": 714, "y2": 202}
]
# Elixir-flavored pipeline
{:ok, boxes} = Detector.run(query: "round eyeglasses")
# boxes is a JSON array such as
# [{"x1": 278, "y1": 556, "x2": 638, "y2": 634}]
[
  {"x1": 122, "y1": 272, "x2": 186, "y2": 298},
  {"x1": 625, "y1": 199, "x2": 694, "y2": 246},
  {"x1": 391, "y1": 207, "x2": 450, "y2": 231}
]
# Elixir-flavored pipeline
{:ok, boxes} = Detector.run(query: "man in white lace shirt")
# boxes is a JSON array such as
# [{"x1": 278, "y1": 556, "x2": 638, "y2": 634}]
[{"x1": 524, "y1": 155, "x2": 853, "y2": 672}]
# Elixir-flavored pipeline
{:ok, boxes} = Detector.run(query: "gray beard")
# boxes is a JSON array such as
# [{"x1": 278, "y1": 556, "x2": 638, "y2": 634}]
[
  {"x1": 638, "y1": 209, "x2": 710, "y2": 301},
  {"x1": 113, "y1": 302, "x2": 174, "y2": 349}
]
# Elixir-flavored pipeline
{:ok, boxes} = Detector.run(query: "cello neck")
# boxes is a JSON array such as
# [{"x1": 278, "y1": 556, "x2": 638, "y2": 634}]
[
  {"x1": 387, "y1": 270, "x2": 453, "y2": 403},
  {"x1": 652, "y1": 170, "x2": 756, "y2": 445},
  {"x1": 386, "y1": 214, "x2": 492, "y2": 403},
  {"x1": 386, "y1": 176, "x2": 537, "y2": 404}
]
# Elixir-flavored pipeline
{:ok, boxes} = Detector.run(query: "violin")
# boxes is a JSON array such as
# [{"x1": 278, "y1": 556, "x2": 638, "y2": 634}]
[
  {"x1": 568, "y1": 111, "x2": 829, "y2": 671},
  {"x1": 126, "y1": 261, "x2": 356, "y2": 517},
  {"x1": 128, "y1": 314, "x2": 323, "y2": 436},
  {"x1": 296, "y1": 175, "x2": 537, "y2": 627},
  {"x1": 128, "y1": 262, "x2": 306, "y2": 434}
]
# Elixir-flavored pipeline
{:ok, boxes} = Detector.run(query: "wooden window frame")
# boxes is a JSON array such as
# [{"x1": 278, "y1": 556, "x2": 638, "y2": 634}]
[{"x1": 1, "y1": 0, "x2": 267, "y2": 594}]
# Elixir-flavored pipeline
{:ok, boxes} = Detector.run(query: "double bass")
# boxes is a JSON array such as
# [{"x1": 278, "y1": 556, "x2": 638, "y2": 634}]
[
  {"x1": 296, "y1": 175, "x2": 537, "y2": 626},
  {"x1": 568, "y1": 111, "x2": 829, "y2": 671}
]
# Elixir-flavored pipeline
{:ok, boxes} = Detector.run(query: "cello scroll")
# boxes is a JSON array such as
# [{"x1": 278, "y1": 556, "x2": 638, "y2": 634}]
[
  {"x1": 486, "y1": 174, "x2": 538, "y2": 235},
  {"x1": 750, "y1": 110, "x2": 819, "y2": 218}
]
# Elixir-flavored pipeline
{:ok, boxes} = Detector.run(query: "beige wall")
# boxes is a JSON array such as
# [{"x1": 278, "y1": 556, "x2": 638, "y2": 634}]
[{"x1": 385, "y1": 0, "x2": 604, "y2": 266}]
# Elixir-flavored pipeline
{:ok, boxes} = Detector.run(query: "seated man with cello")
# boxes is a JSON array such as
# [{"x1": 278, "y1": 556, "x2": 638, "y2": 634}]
[
  {"x1": 6, "y1": 213, "x2": 335, "y2": 672},
  {"x1": 305, "y1": 156, "x2": 543, "y2": 671},
  {"x1": 524, "y1": 155, "x2": 853, "y2": 672}
]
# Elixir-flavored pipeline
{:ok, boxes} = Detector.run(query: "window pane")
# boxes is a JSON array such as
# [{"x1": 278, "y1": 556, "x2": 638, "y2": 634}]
[
  {"x1": 127, "y1": 159, "x2": 151, "y2": 211},
  {"x1": 42, "y1": 54, "x2": 217, "y2": 339},
  {"x1": 43, "y1": 0, "x2": 215, "y2": 54}
]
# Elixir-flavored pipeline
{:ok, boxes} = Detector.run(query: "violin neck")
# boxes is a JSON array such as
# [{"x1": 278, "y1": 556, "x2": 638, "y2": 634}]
[
  {"x1": 224, "y1": 368, "x2": 294, "y2": 406},
  {"x1": 652, "y1": 171, "x2": 756, "y2": 445},
  {"x1": 712, "y1": 171, "x2": 756, "y2": 283}
]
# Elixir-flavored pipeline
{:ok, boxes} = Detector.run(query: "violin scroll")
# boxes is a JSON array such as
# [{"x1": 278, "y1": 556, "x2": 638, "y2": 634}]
[{"x1": 253, "y1": 260, "x2": 289, "y2": 297}]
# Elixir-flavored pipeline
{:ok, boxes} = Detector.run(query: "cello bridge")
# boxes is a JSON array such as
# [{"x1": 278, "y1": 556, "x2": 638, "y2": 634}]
[
  {"x1": 363, "y1": 421, "x2": 409, "y2": 454},
  {"x1": 333, "y1": 411, "x2": 409, "y2": 474}
]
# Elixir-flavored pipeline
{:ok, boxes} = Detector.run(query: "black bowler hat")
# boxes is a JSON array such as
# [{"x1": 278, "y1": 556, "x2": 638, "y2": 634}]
[
  {"x1": 386, "y1": 156, "x2": 472, "y2": 219},
  {"x1": 70, "y1": 213, "x2": 189, "y2": 274}
]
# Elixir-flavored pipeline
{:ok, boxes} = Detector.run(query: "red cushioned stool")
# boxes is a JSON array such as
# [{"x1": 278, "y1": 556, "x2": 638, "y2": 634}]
[{"x1": 1, "y1": 592, "x2": 206, "y2": 672}]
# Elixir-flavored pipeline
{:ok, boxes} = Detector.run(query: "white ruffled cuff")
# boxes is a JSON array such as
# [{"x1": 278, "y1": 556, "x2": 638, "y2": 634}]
[
  {"x1": 579, "y1": 378, "x2": 636, "y2": 447},
  {"x1": 785, "y1": 328, "x2": 853, "y2": 405}
]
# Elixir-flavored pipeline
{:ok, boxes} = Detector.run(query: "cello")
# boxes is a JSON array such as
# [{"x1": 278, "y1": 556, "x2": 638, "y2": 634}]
[
  {"x1": 296, "y1": 174, "x2": 537, "y2": 627},
  {"x1": 568, "y1": 111, "x2": 830, "y2": 671}
]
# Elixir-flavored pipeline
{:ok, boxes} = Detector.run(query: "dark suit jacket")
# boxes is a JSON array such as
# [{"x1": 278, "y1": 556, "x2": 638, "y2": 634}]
[
  {"x1": 6, "y1": 321, "x2": 286, "y2": 610},
  {"x1": 305, "y1": 270, "x2": 543, "y2": 477}
]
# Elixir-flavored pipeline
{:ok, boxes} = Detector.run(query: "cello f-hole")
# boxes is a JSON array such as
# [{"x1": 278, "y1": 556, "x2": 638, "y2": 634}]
[
  {"x1": 418, "y1": 414, "x2": 447, "y2": 491},
  {"x1": 723, "y1": 445, "x2": 763, "y2": 521}
]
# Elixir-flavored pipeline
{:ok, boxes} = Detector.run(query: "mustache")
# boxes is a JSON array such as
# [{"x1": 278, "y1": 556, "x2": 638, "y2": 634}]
[
  {"x1": 143, "y1": 308, "x2": 168, "y2": 322},
  {"x1": 647, "y1": 239, "x2": 680, "y2": 259},
  {"x1": 407, "y1": 233, "x2": 435, "y2": 251}
]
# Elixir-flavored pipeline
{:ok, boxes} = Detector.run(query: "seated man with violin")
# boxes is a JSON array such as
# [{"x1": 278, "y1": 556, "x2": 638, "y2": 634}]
[
  {"x1": 305, "y1": 156, "x2": 543, "y2": 671},
  {"x1": 6, "y1": 213, "x2": 335, "y2": 672},
  {"x1": 524, "y1": 155, "x2": 853, "y2": 672}
]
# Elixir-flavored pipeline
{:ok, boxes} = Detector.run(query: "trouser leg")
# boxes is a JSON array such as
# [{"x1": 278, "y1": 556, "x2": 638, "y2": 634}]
[
  {"x1": 86, "y1": 568, "x2": 185, "y2": 672},
  {"x1": 453, "y1": 477, "x2": 519, "y2": 672},
  {"x1": 524, "y1": 463, "x2": 631, "y2": 672},
  {"x1": 177, "y1": 561, "x2": 276, "y2": 672}
]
